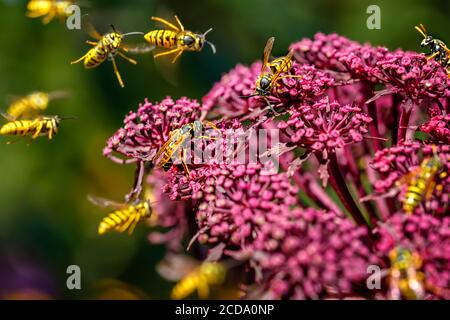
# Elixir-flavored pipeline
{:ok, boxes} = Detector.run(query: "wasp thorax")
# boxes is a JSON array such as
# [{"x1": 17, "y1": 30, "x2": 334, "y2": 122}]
[{"x1": 31, "y1": 92, "x2": 49, "y2": 109}]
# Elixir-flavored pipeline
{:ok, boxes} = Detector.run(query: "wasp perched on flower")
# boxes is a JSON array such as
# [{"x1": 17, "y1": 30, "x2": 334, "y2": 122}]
[
  {"x1": 88, "y1": 195, "x2": 153, "y2": 235},
  {"x1": 157, "y1": 254, "x2": 226, "y2": 300},
  {"x1": 2, "y1": 91, "x2": 68, "y2": 120},
  {"x1": 398, "y1": 148, "x2": 446, "y2": 214},
  {"x1": 0, "y1": 115, "x2": 68, "y2": 142},
  {"x1": 26, "y1": 0, "x2": 75, "y2": 24},
  {"x1": 388, "y1": 246, "x2": 425, "y2": 300},
  {"x1": 242, "y1": 37, "x2": 301, "y2": 112},
  {"x1": 71, "y1": 21, "x2": 144, "y2": 88},
  {"x1": 415, "y1": 24, "x2": 450, "y2": 76},
  {"x1": 144, "y1": 15, "x2": 216, "y2": 64},
  {"x1": 152, "y1": 120, "x2": 219, "y2": 175}
]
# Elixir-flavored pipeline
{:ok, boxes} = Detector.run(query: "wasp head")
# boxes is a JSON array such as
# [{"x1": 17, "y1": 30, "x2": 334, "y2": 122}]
[
  {"x1": 421, "y1": 35, "x2": 433, "y2": 47},
  {"x1": 181, "y1": 29, "x2": 216, "y2": 54}
]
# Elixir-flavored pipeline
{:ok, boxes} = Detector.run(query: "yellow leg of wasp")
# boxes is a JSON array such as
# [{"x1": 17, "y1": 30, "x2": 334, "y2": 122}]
[
  {"x1": 171, "y1": 49, "x2": 184, "y2": 64},
  {"x1": 110, "y1": 56, "x2": 125, "y2": 88},
  {"x1": 42, "y1": 10, "x2": 56, "y2": 24},
  {"x1": 154, "y1": 47, "x2": 182, "y2": 59},
  {"x1": 277, "y1": 75, "x2": 304, "y2": 81},
  {"x1": 174, "y1": 15, "x2": 185, "y2": 32},
  {"x1": 71, "y1": 53, "x2": 89, "y2": 64},
  {"x1": 86, "y1": 41, "x2": 97, "y2": 46},
  {"x1": 181, "y1": 148, "x2": 190, "y2": 177},
  {"x1": 427, "y1": 51, "x2": 439, "y2": 61},
  {"x1": 151, "y1": 16, "x2": 180, "y2": 31},
  {"x1": 117, "y1": 51, "x2": 137, "y2": 65},
  {"x1": 32, "y1": 121, "x2": 44, "y2": 140}
]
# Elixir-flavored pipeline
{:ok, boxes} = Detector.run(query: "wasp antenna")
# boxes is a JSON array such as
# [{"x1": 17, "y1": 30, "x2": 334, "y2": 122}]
[
  {"x1": 205, "y1": 41, "x2": 216, "y2": 54},
  {"x1": 203, "y1": 28, "x2": 213, "y2": 37},
  {"x1": 122, "y1": 31, "x2": 145, "y2": 37},
  {"x1": 415, "y1": 25, "x2": 427, "y2": 38},
  {"x1": 240, "y1": 94, "x2": 258, "y2": 98},
  {"x1": 110, "y1": 24, "x2": 117, "y2": 33},
  {"x1": 58, "y1": 116, "x2": 77, "y2": 121}
]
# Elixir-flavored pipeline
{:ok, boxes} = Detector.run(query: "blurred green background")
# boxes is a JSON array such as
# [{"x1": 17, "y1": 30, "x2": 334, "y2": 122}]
[{"x1": 0, "y1": 0, "x2": 447, "y2": 299}]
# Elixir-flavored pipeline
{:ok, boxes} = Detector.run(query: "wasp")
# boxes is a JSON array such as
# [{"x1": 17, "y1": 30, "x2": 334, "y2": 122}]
[
  {"x1": 398, "y1": 149, "x2": 446, "y2": 214},
  {"x1": 88, "y1": 195, "x2": 153, "y2": 235},
  {"x1": 26, "y1": 0, "x2": 75, "y2": 24},
  {"x1": 152, "y1": 120, "x2": 219, "y2": 175},
  {"x1": 388, "y1": 246, "x2": 425, "y2": 300},
  {"x1": 0, "y1": 115, "x2": 67, "y2": 142},
  {"x1": 415, "y1": 24, "x2": 450, "y2": 76},
  {"x1": 2, "y1": 91, "x2": 68, "y2": 120},
  {"x1": 144, "y1": 15, "x2": 216, "y2": 64},
  {"x1": 71, "y1": 22, "x2": 144, "y2": 88},
  {"x1": 157, "y1": 254, "x2": 226, "y2": 300},
  {"x1": 242, "y1": 37, "x2": 301, "y2": 112}
]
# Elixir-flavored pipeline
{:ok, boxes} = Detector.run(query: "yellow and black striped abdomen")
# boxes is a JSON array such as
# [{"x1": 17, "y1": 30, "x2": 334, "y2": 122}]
[
  {"x1": 403, "y1": 176, "x2": 430, "y2": 213},
  {"x1": 269, "y1": 57, "x2": 293, "y2": 74},
  {"x1": 7, "y1": 100, "x2": 30, "y2": 118},
  {"x1": 98, "y1": 202, "x2": 151, "y2": 235},
  {"x1": 84, "y1": 44, "x2": 109, "y2": 68},
  {"x1": 0, "y1": 120, "x2": 36, "y2": 136},
  {"x1": 144, "y1": 30, "x2": 178, "y2": 49},
  {"x1": 171, "y1": 273, "x2": 200, "y2": 300}
]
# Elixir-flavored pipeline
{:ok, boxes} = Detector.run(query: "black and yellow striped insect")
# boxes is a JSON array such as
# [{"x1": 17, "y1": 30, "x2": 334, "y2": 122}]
[
  {"x1": 0, "y1": 115, "x2": 64, "y2": 142},
  {"x1": 2, "y1": 91, "x2": 68, "y2": 120},
  {"x1": 398, "y1": 149, "x2": 446, "y2": 214},
  {"x1": 71, "y1": 21, "x2": 144, "y2": 88},
  {"x1": 26, "y1": 0, "x2": 75, "y2": 24},
  {"x1": 144, "y1": 15, "x2": 216, "y2": 64},
  {"x1": 242, "y1": 37, "x2": 301, "y2": 112},
  {"x1": 88, "y1": 195, "x2": 153, "y2": 235},
  {"x1": 415, "y1": 24, "x2": 450, "y2": 77},
  {"x1": 152, "y1": 120, "x2": 219, "y2": 175},
  {"x1": 157, "y1": 254, "x2": 226, "y2": 300},
  {"x1": 388, "y1": 246, "x2": 425, "y2": 300}
]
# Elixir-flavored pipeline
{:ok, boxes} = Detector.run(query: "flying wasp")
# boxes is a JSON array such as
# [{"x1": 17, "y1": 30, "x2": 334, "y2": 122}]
[
  {"x1": 242, "y1": 37, "x2": 301, "y2": 112},
  {"x1": 415, "y1": 24, "x2": 450, "y2": 76},
  {"x1": 397, "y1": 148, "x2": 446, "y2": 214},
  {"x1": 2, "y1": 91, "x2": 68, "y2": 120},
  {"x1": 71, "y1": 21, "x2": 144, "y2": 88},
  {"x1": 144, "y1": 15, "x2": 216, "y2": 64},
  {"x1": 0, "y1": 115, "x2": 71, "y2": 142},
  {"x1": 152, "y1": 120, "x2": 219, "y2": 175},
  {"x1": 88, "y1": 195, "x2": 153, "y2": 235},
  {"x1": 157, "y1": 254, "x2": 226, "y2": 300},
  {"x1": 388, "y1": 246, "x2": 425, "y2": 300},
  {"x1": 26, "y1": 0, "x2": 75, "y2": 24}
]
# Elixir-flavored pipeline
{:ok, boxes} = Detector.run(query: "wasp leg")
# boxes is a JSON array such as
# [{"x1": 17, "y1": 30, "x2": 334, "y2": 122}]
[
  {"x1": 154, "y1": 47, "x2": 183, "y2": 61},
  {"x1": 42, "y1": 10, "x2": 56, "y2": 24},
  {"x1": 197, "y1": 281, "x2": 210, "y2": 300},
  {"x1": 426, "y1": 51, "x2": 439, "y2": 61},
  {"x1": 117, "y1": 51, "x2": 137, "y2": 65},
  {"x1": 26, "y1": 11, "x2": 46, "y2": 18},
  {"x1": 71, "y1": 53, "x2": 89, "y2": 64},
  {"x1": 86, "y1": 40, "x2": 97, "y2": 46},
  {"x1": 151, "y1": 16, "x2": 180, "y2": 31},
  {"x1": 277, "y1": 75, "x2": 304, "y2": 81},
  {"x1": 181, "y1": 148, "x2": 190, "y2": 177},
  {"x1": 174, "y1": 15, "x2": 185, "y2": 32},
  {"x1": 171, "y1": 49, "x2": 184, "y2": 63},
  {"x1": 110, "y1": 55, "x2": 125, "y2": 88},
  {"x1": 32, "y1": 122, "x2": 44, "y2": 140}
]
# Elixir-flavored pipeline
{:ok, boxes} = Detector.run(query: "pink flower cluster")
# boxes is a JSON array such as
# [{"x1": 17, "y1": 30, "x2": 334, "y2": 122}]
[{"x1": 104, "y1": 32, "x2": 450, "y2": 299}]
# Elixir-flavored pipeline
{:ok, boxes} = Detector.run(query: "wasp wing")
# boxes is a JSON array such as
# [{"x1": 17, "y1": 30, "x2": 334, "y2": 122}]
[
  {"x1": 81, "y1": 15, "x2": 102, "y2": 40},
  {"x1": 262, "y1": 37, "x2": 275, "y2": 73},
  {"x1": 156, "y1": 254, "x2": 199, "y2": 281},
  {"x1": 87, "y1": 195, "x2": 126, "y2": 209}
]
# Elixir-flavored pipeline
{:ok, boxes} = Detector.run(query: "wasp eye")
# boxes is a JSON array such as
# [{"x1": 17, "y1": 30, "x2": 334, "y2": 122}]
[{"x1": 183, "y1": 35, "x2": 195, "y2": 46}]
